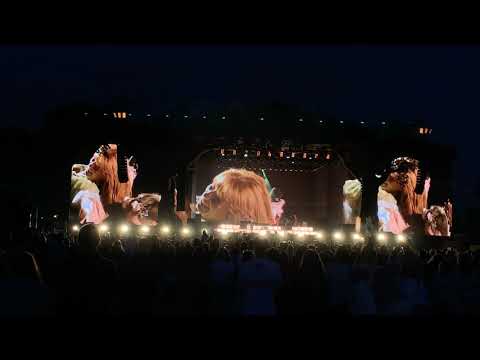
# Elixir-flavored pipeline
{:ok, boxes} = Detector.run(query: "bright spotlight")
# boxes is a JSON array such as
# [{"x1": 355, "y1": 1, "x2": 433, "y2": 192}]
[
  {"x1": 278, "y1": 231, "x2": 285, "y2": 237},
  {"x1": 377, "y1": 233, "x2": 387, "y2": 242},
  {"x1": 161, "y1": 226, "x2": 170, "y2": 234},
  {"x1": 181, "y1": 227, "x2": 191, "y2": 236},
  {"x1": 119, "y1": 224, "x2": 130, "y2": 234},
  {"x1": 99, "y1": 224, "x2": 109, "y2": 233},
  {"x1": 315, "y1": 231, "x2": 324, "y2": 239},
  {"x1": 396, "y1": 234, "x2": 406, "y2": 243},
  {"x1": 333, "y1": 231, "x2": 344, "y2": 241},
  {"x1": 219, "y1": 229, "x2": 229, "y2": 238},
  {"x1": 259, "y1": 230, "x2": 267, "y2": 237},
  {"x1": 140, "y1": 225, "x2": 150, "y2": 234},
  {"x1": 72, "y1": 225, "x2": 80, "y2": 232},
  {"x1": 352, "y1": 233, "x2": 363, "y2": 241}
]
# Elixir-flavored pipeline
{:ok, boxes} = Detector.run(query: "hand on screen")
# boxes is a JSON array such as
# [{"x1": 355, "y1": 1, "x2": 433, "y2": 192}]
[
  {"x1": 424, "y1": 177, "x2": 431, "y2": 194},
  {"x1": 445, "y1": 200, "x2": 453, "y2": 225}
]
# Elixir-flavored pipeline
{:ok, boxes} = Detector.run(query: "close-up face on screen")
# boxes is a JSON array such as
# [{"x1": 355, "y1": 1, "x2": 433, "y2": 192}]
[
  {"x1": 191, "y1": 151, "x2": 359, "y2": 227},
  {"x1": 70, "y1": 144, "x2": 161, "y2": 226}
]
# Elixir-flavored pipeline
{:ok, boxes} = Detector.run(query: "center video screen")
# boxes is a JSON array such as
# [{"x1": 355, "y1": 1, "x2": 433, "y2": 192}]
[{"x1": 190, "y1": 150, "x2": 361, "y2": 227}]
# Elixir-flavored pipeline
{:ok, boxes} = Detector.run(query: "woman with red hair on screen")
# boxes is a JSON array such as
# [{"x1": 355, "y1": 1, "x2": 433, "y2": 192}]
[
  {"x1": 122, "y1": 193, "x2": 161, "y2": 225},
  {"x1": 196, "y1": 168, "x2": 274, "y2": 225},
  {"x1": 71, "y1": 144, "x2": 137, "y2": 224},
  {"x1": 423, "y1": 200, "x2": 452, "y2": 236},
  {"x1": 377, "y1": 157, "x2": 430, "y2": 235}
]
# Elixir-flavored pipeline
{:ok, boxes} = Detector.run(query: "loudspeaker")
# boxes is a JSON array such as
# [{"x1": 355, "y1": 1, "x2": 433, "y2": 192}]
[
  {"x1": 415, "y1": 164, "x2": 427, "y2": 195},
  {"x1": 117, "y1": 144, "x2": 129, "y2": 183},
  {"x1": 176, "y1": 171, "x2": 185, "y2": 211}
]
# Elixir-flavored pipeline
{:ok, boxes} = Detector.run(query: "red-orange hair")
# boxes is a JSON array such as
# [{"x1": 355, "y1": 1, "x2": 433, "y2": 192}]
[
  {"x1": 198, "y1": 168, "x2": 274, "y2": 225},
  {"x1": 96, "y1": 144, "x2": 135, "y2": 205}
]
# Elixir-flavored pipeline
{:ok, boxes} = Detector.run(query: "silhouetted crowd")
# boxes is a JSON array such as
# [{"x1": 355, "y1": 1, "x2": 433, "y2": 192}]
[{"x1": 1, "y1": 224, "x2": 480, "y2": 317}]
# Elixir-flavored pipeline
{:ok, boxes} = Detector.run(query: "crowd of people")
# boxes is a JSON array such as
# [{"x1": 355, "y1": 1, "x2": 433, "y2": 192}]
[{"x1": 1, "y1": 224, "x2": 479, "y2": 317}]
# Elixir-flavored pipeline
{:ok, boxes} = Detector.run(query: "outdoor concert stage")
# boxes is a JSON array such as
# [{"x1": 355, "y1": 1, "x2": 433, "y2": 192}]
[{"x1": 66, "y1": 113, "x2": 455, "y2": 244}]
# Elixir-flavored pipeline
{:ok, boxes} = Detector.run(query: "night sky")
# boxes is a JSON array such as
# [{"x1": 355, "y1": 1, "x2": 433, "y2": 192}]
[{"x1": 1, "y1": 45, "x2": 478, "y2": 212}]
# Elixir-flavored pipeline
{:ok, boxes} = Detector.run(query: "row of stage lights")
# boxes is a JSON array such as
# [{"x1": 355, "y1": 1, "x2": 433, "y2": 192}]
[
  {"x1": 90, "y1": 112, "x2": 429, "y2": 135},
  {"x1": 71, "y1": 224, "x2": 198, "y2": 237},
  {"x1": 71, "y1": 224, "x2": 407, "y2": 244},
  {"x1": 220, "y1": 149, "x2": 332, "y2": 160},
  {"x1": 216, "y1": 228, "x2": 407, "y2": 244},
  {"x1": 98, "y1": 112, "x2": 390, "y2": 126}
]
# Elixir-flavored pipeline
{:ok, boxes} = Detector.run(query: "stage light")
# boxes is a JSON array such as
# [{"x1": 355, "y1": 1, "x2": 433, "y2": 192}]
[
  {"x1": 260, "y1": 117, "x2": 264, "y2": 121},
  {"x1": 244, "y1": 153, "x2": 248, "y2": 158},
  {"x1": 352, "y1": 233, "x2": 363, "y2": 241},
  {"x1": 296, "y1": 232, "x2": 305, "y2": 239},
  {"x1": 360, "y1": 121, "x2": 365, "y2": 124},
  {"x1": 119, "y1": 224, "x2": 130, "y2": 234},
  {"x1": 53, "y1": 214, "x2": 58, "y2": 219},
  {"x1": 202, "y1": 115, "x2": 206, "y2": 119},
  {"x1": 99, "y1": 224, "x2": 109, "y2": 233},
  {"x1": 298, "y1": 118, "x2": 303, "y2": 122},
  {"x1": 396, "y1": 234, "x2": 406, "y2": 243},
  {"x1": 222, "y1": 116, "x2": 226, "y2": 120},
  {"x1": 278, "y1": 231, "x2": 285, "y2": 237},
  {"x1": 72, "y1": 225, "x2": 80, "y2": 232},
  {"x1": 315, "y1": 232, "x2": 324, "y2": 239},
  {"x1": 184, "y1": 115, "x2": 188, "y2": 118},
  {"x1": 377, "y1": 233, "x2": 387, "y2": 242},
  {"x1": 333, "y1": 231, "x2": 344, "y2": 241},
  {"x1": 140, "y1": 225, "x2": 150, "y2": 234},
  {"x1": 181, "y1": 227, "x2": 191, "y2": 236},
  {"x1": 319, "y1": 120, "x2": 323, "y2": 123},
  {"x1": 340, "y1": 120, "x2": 344, "y2": 124},
  {"x1": 161, "y1": 226, "x2": 170, "y2": 234},
  {"x1": 221, "y1": 149, "x2": 225, "y2": 156},
  {"x1": 382, "y1": 121, "x2": 386, "y2": 125},
  {"x1": 147, "y1": 113, "x2": 152, "y2": 117}
]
